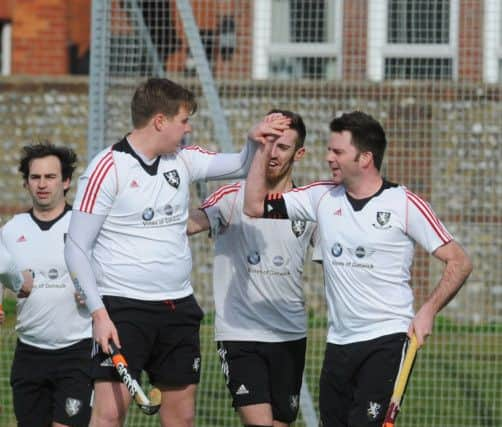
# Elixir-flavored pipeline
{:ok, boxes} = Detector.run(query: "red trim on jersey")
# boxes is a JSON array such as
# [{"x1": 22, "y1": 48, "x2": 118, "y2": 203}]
[
  {"x1": 201, "y1": 182, "x2": 241, "y2": 209},
  {"x1": 80, "y1": 152, "x2": 114, "y2": 213},
  {"x1": 406, "y1": 190, "x2": 451, "y2": 243},
  {"x1": 183, "y1": 145, "x2": 217, "y2": 155},
  {"x1": 290, "y1": 180, "x2": 335, "y2": 192}
]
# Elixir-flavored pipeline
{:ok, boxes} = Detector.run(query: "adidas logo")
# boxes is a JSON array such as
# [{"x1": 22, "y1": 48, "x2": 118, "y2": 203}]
[
  {"x1": 334, "y1": 208, "x2": 342, "y2": 216},
  {"x1": 236, "y1": 384, "x2": 249, "y2": 395},
  {"x1": 100, "y1": 357, "x2": 114, "y2": 367},
  {"x1": 130, "y1": 180, "x2": 139, "y2": 188},
  {"x1": 16, "y1": 235, "x2": 27, "y2": 242}
]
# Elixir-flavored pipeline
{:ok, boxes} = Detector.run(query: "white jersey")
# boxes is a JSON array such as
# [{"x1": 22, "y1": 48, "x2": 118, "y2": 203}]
[
  {"x1": 202, "y1": 181, "x2": 316, "y2": 342},
  {"x1": 283, "y1": 181, "x2": 452, "y2": 345},
  {"x1": 1, "y1": 208, "x2": 92, "y2": 349},
  {"x1": 73, "y1": 138, "x2": 219, "y2": 301}
]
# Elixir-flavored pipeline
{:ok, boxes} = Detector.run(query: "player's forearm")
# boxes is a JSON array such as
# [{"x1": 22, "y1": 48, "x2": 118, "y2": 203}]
[
  {"x1": 187, "y1": 208, "x2": 210, "y2": 236},
  {"x1": 205, "y1": 138, "x2": 258, "y2": 180},
  {"x1": 0, "y1": 244, "x2": 24, "y2": 293},
  {"x1": 424, "y1": 246, "x2": 472, "y2": 314},
  {"x1": 243, "y1": 142, "x2": 271, "y2": 217},
  {"x1": 64, "y1": 211, "x2": 106, "y2": 314},
  {"x1": 65, "y1": 233, "x2": 104, "y2": 313}
]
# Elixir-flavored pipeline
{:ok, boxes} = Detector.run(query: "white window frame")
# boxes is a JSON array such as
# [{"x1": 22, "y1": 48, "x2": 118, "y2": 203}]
[
  {"x1": 1, "y1": 22, "x2": 12, "y2": 75},
  {"x1": 367, "y1": 0, "x2": 459, "y2": 81},
  {"x1": 253, "y1": 0, "x2": 343, "y2": 80},
  {"x1": 484, "y1": 0, "x2": 501, "y2": 83}
]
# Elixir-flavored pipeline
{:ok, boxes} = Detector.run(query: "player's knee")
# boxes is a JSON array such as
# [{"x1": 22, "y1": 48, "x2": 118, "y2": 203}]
[
  {"x1": 161, "y1": 406, "x2": 195, "y2": 427},
  {"x1": 90, "y1": 405, "x2": 127, "y2": 427}
]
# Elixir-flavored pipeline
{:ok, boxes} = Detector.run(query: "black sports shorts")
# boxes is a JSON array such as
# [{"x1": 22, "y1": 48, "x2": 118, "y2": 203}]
[
  {"x1": 217, "y1": 338, "x2": 306, "y2": 424},
  {"x1": 92, "y1": 294, "x2": 204, "y2": 387},
  {"x1": 319, "y1": 332, "x2": 408, "y2": 427},
  {"x1": 10, "y1": 338, "x2": 93, "y2": 427}
]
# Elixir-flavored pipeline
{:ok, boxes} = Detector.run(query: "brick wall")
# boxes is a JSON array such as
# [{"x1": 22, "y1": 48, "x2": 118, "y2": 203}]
[{"x1": 2, "y1": 0, "x2": 488, "y2": 82}]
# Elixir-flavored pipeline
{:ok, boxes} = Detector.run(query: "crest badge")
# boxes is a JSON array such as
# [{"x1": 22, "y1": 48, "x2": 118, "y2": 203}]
[
  {"x1": 372, "y1": 211, "x2": 392, "y2": 230},
  {"x1": 291, "y1": 220, "x2": 306, "y2": 237},
  {"x1": 65, "y1": 397, "x2": 82, "y2": 417},
  {"x1": 163, "y1": 169, "x2": 180, "y2": 188}
]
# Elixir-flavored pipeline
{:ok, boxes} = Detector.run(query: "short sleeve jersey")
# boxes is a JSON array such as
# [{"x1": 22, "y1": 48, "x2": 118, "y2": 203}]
[
  {"x1": 73, "y1": 138, "x2": 217, "y2": 301},
  {"x1": 283, "y1": 181, "x2": 452, "y2": 345},
  {"x1": 202, "y1": 181, "x2": 316, "y2": 342},
  {"x1": 1, "y1": 208, "x2": 92, "y2": 349}
]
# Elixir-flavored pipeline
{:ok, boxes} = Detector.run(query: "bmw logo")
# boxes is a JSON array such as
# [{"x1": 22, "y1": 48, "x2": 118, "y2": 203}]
[
  {"x1": 331, "y1": 243, "x2": 343, "y2": 257},
  {"x1": 247, "y1": 252, "x2": 261, "y2": 265},
  {"x1": 48, "y1": 268, "x2": 58, "y2": 279},
  {"x1": 142, "y1": 207, "x2": 155, "y2": 221},
  {"x1": 272, "y1": 256, "x2": 284, "y2": 266},
  {"x1": 355, "y1": 246, "x2": 366, "y2": 258}
]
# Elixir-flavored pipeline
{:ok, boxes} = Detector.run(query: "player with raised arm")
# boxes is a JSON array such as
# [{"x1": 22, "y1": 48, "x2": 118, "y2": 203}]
[
  {"x1": 2, "y1": 142, "x2": 92, "y2": 427},
  {"x1": 188, "y1": 110, "x2": 316, "y2": 427},
  {"x1": 64, "y1": 78, "x2": 290, "y2": 427},
  {"x1": 244, "y1": 111, "x2": 472, "y2": 427}
]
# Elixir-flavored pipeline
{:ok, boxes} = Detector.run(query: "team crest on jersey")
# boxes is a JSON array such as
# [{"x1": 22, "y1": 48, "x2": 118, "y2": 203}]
[
  {"x1": 163, "y1": 169, "x2": 180, "y2": 188},
  {"x1": 291, "y1": 220, "x2": 306, "y2": 237},
  {"x1": 373, "y1": 211, "x2": 392, "y2": 230},
  {"x1": 65, "y1": 397, "x2": 82, "y2": 417}
]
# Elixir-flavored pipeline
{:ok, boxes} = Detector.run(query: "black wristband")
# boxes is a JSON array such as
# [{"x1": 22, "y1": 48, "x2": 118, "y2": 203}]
[{"x1": 263, "y1": 194, "x2": 288, "y2": 219}]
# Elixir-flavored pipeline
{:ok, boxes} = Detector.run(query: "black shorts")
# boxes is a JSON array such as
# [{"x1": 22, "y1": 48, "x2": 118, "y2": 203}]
[
  {"x1": 319, "y1": 333, "x2": 408, "y2": 427},
  {"x1": 217, "y1": 338, "x2": 306, "y2": 424},
  {"x1": 92, "y1": 295, "x2": 204, "y2": 387},
  {"x1": 10, "y1": 338, "x2": 93, "y2": 427}
]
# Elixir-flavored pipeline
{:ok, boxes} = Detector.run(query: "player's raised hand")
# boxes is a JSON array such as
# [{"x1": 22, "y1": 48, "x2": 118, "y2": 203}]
[
  {"x1": 92, "y1": 307, "x2": 121, "y2": 354},
  {"x1": 248, "y1": 113, "x2": 291, "y2": 144},
  {"x1": 0, "y1": 305, "x2": 4, "y2": 325}
]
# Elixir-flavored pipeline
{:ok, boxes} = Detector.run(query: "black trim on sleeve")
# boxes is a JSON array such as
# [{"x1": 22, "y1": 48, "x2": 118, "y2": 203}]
[{"x1": 263, "y1": 194, "x2": 289, "y2": 219}]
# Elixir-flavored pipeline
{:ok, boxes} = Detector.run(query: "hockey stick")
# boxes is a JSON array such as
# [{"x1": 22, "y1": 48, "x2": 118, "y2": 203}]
[
  {"x1": 108, "y1": 342, "x2": 161, "y2": 415},
  {"x1": 382, "y1": 334, "x2": 419, "y2": 427}
]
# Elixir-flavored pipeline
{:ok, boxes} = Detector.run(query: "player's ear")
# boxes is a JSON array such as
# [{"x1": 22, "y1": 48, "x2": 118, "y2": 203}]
[
  {"x1": 294, "y1": 147, "x2": 306, "y2": 161},
  {"x1": 152, "y1": 113, "x2": 165, "y2": 131},
  {"x1": 359, "y1": 151, "x2": 373, "y2": 168}
]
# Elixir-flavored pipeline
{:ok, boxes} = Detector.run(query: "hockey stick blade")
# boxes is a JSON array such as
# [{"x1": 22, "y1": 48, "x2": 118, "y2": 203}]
[{"x1": 108, "y1": 342, "x2": 161, "y2": 415}]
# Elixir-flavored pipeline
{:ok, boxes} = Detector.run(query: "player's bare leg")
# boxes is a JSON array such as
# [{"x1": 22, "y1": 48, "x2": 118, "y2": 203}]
[
  {"x1": 238, "y1": 403, "x2": 278, "y2": 426},
  {"x1": 159, "y1": 384, "x2": 197, "y2": 427},
  {"x1": 90, "y1": 381, "x2": 132, "y2": 427}
]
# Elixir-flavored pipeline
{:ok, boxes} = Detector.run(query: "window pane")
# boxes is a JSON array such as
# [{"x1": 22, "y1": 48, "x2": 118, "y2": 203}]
[
  {"x1": 384, "y1": 57, "x2": 452, "y2": 79},
  {"x1": 387, "y1": 0, "x2": 450, "y2": 44},
  {"x1": 271, "y1": 0, "x2": 333, "y2": 43},
  {"x1": 269, "y1": 57, "x2": 337, "y2": 80}
]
